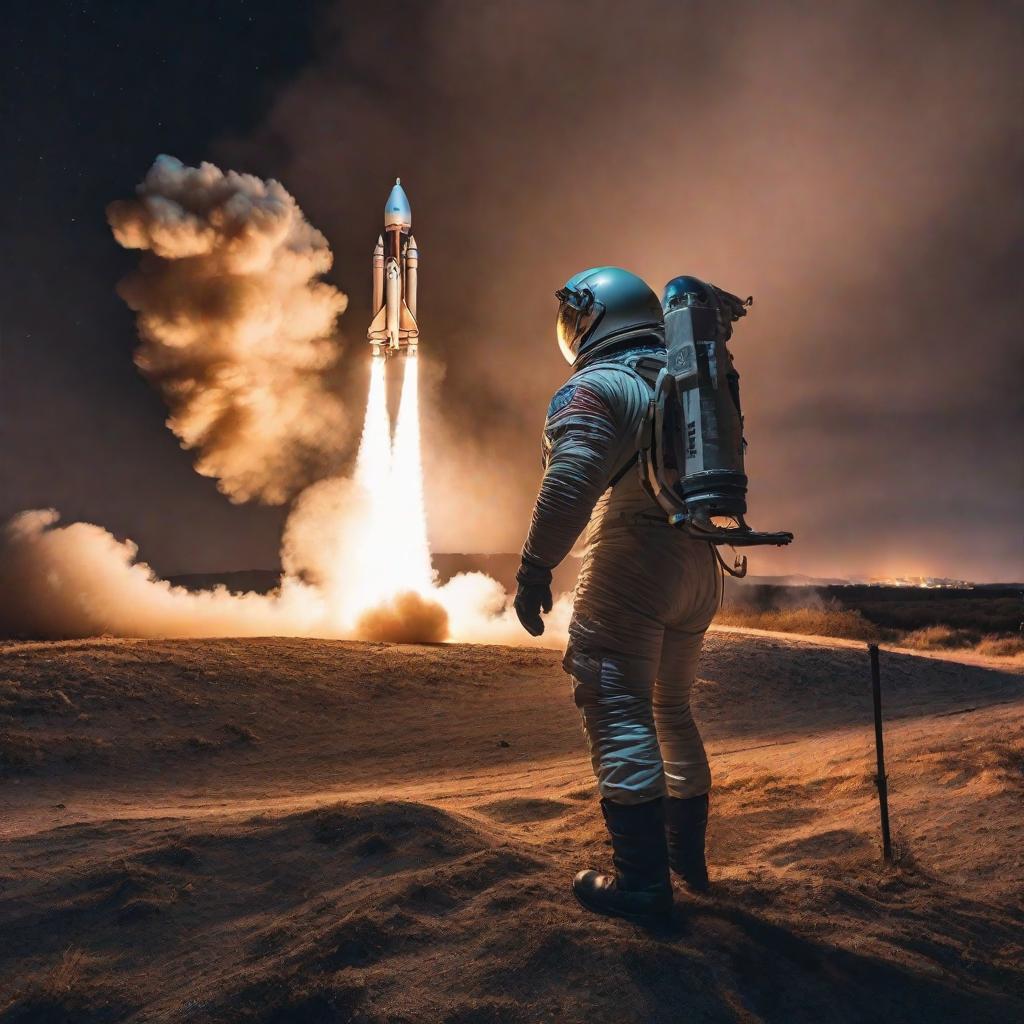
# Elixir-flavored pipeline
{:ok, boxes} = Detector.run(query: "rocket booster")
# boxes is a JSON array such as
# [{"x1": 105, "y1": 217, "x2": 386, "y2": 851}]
[{"x1": 368, "y1": 179, "x2": 418, "y2": 358}]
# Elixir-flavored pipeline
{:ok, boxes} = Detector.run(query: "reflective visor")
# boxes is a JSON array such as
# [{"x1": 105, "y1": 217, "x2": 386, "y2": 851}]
[{"x1": 555, "y1": 288, "x2": 599, "y2": 364}]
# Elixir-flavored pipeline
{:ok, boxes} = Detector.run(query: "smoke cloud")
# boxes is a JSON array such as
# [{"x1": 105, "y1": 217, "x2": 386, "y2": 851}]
[
  {"x1": 0, "y1": 507, "x2": 569, "y2": 645},
  {"x1": 106, "y1": 155, "x2": 349, "y2": 504},
  {"x1": 0, "y1": 509, "x2": 328, "y2": 640},
  {"x1": 356, "y1": 592, "x2": 449, "y2": 644}
]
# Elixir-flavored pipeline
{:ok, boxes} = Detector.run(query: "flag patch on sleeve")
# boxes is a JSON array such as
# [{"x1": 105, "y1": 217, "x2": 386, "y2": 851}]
[
  {"x1": 547, "y1": 382, "x2": 610, "y2": 425},
  {"x1": 547, "y1": 383, "x2": 577, "y2": 417}
]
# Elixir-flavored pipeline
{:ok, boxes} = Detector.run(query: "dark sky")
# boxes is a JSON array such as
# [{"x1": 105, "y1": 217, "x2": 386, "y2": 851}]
[
  {"x1": 2, "y1": 0, "x2": 1022, "y2": 581},
  {"x1": 1, "y1": 1, "x2": 321, "y2": 574}
]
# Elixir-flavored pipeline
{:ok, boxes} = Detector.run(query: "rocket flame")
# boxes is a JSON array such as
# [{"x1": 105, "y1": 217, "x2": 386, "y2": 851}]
[
  {"x1": 390, "y1": 356, "x2": 435, "y2": 594},
  {"x1": 348, "y1": 356, "x2": 396, "y2": 610},
  {"x1": 353, "y1": 355, "x2": 435, "y2": 604},
  {"x1": 355, "y1": 356, "x2": 392, "y2": 494},
  {"x1": 0, "y1": 349, "x2": 572, "y2": 645}
]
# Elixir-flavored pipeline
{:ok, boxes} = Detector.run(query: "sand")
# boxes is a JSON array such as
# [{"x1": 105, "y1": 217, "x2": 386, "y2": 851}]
[{"x1": 1, "y1": 631, "x2": 1022, "y2": 1022}]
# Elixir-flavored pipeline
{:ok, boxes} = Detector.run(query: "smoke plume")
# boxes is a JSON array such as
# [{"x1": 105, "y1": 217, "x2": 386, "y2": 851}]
[
  {"x1": 356, "y1": 592, "x2": 449, "y2": 644},
  {"x1": 106, "y1": 155, "x2": 349, "y2": 504},
  {"x1": 0, "y1": 509, "x2": 328, "y2": 640},
  {"x1": 0, "y1": 507, "x2": 568, "y2": 645}
]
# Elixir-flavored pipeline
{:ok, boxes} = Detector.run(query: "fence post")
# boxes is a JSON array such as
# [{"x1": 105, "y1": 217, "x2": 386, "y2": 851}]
[{"x1": 868, "y1": 642, "x2": 892, "y2": 861}]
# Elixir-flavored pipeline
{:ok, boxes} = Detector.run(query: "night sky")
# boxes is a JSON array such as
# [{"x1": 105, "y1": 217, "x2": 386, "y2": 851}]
[
  {"x1": 2, "y1": 1, "x2": 1022, "y2": 582},
  {"x1": 2, "y1": 2, "x2": 322, "y2": 574}
]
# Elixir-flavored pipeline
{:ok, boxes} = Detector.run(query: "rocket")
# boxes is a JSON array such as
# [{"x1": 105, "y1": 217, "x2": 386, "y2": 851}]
[{"x1": 368, "y1": 178, "x2": 418, "y2": 358}]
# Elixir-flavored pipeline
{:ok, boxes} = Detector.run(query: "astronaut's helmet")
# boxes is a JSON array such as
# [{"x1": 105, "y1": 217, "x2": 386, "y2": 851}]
[{"x1": 556, "y1": 266, "x2": 664, "y2": 365}]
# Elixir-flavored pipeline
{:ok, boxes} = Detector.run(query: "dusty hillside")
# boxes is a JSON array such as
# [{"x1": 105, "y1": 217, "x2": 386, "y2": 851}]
[{"x1": 1, "y1": 633, "x2": 1022, "y2": 1023}]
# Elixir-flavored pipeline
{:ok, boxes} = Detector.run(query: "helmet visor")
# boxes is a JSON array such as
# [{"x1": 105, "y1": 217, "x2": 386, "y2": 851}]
[{"x1": 555, "y1": 287, "x2": 600, "y2": 364}]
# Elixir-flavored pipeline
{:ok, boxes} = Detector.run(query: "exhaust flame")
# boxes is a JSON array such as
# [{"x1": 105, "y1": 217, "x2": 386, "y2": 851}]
[
  {"x1": 349, "y1": 356, "x2": 398, "y2": 611},
  {"x1": 341, "y1": 354, "x2": 445, "y2": 638},
  {"x1": 390, "y1": 357, "x2": 434, "y2": 595},
  {"x1": 355, "y1": 356, "x2": 392, "y2": 494}
]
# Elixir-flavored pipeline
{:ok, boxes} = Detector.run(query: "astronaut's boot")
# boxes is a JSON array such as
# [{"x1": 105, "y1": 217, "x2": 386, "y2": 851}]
[
  {"x1": 573, "y1": 798, "x2": 673, "y2": 923},
  {"x1": 665, "y1": 793, "x2": 710, "y2": 892}
]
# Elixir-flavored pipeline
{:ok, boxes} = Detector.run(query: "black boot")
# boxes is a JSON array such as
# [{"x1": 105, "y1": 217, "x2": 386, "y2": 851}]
[
  {"x1": 573, "y1": 798, "x2": 673, "y2": 923},
  {"x1": 665, "y1": 793, "x2": 710, "y2": 892}
]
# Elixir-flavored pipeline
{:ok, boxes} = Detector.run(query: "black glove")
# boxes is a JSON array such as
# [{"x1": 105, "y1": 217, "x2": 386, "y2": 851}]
[{"x1": 514, "y1": 560, "x2": 554, "y2": 637}]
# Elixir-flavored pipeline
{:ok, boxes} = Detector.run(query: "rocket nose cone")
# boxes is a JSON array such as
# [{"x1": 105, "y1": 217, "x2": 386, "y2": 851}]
[{"x1": 384, "y1": 179, "x2": 412, "y2": 229}]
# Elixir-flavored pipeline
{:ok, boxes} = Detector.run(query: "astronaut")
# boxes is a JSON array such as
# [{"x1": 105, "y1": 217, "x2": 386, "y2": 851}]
[{"x1": 515, "y1": 267, "x2": 720, "y2": 922}]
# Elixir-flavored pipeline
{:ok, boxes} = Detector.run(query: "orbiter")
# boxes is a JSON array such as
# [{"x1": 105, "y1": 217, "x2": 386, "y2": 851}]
[{"x1": 368, "y1": 178, "x2": 418, "y2": 358}]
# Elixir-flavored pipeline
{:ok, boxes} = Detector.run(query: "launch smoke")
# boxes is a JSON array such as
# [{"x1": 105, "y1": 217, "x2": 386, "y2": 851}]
[
  {"x1": 106, "y1": 155, "x2": 349, "y2": 504},
  {"x1": 0, "y1": 509, "x2": 329, "y2": 640},
  {"x1": 0, "y1": 157, "x2": 569, "y2": 645},
  {"x1": 0, "y1": 506, "x2": 567, "y2": 644}
]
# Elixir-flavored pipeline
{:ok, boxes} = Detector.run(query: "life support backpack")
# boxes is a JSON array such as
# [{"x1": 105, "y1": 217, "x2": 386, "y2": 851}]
[{"x1": 616, "y1": 278, "x2": 793, "y2": 576}]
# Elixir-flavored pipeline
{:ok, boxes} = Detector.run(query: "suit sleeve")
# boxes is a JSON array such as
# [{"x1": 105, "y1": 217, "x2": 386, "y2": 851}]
[{"x1": 521, "y1": 378, "x2": 623, "y2": 571}]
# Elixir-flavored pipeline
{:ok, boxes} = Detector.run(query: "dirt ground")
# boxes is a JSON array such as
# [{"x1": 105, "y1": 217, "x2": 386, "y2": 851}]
[{"x1": 1, "y1": 630, "x2": 1022, "y2": 1023}]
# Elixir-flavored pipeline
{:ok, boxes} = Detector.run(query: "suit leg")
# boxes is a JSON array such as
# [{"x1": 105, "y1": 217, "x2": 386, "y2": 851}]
[{"x1": 653, "y1": 626, "x2": 711, "y2": 799}]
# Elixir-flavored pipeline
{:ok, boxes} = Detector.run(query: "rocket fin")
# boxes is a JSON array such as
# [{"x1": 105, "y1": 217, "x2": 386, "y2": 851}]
[
  {"x1": 400, "y1": 300, "x2": 418, "y2": 332},
  {"x1": 368, "y1": 304, "x2": 388, "y2": 337}
]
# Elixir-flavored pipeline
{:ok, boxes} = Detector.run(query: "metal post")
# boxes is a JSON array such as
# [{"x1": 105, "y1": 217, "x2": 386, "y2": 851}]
[{"x1": 868, "y1": 643, "x2": 892, "y2": 861}]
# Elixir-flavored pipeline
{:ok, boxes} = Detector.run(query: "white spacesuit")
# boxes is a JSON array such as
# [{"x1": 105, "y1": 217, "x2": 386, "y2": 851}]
[{"x1": 515, "y1": 267, "x2": 719, "y2": 922}]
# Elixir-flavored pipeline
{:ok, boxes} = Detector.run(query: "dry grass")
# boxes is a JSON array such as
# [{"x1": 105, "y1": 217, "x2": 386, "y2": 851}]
[
  {"x1": 3, "y1": 635, "x2": 1023, "y2": 1022},
  {"x1": 715, "y1": 600, "x2": 880, "y2": 642},
  {"x1": 717, "y1": 603, "x2": 1023, "y2": 659},
  {"x1": 850, "y1": 596, "x2": 1021, "y2": 634},
  {"x1": 901, "y1": 625, "x2": 977, "y2": 650},
  {"x1": 887, "y1": 828, "x2": 919, "y2": 873},
  {"x1": 975, "y1": 634, "x2": 1024, "y2": 659},
  {"x1": 902, "y1": 626, "x2": 1024, "y2": 660}
]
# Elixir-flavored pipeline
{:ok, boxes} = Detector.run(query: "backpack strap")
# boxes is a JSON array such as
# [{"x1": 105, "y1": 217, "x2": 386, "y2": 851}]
[
  {"x1": 574, "y1": 354, "x2": 664, "y2": 489},
  {"x1": 608, "y1": 454, "x2": 637, "y2": 489},
  {"x1": 577, "y1": 354, "x2": 664, "y2": 388}
]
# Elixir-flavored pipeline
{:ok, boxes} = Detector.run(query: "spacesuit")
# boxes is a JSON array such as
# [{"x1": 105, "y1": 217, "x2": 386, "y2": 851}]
[{"x1": 515, "y1": 267, "x2": 719, "y2": 922}]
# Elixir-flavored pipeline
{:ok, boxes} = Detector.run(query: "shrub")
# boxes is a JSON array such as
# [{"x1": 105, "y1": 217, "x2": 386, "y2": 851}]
[
  {"x1": 850, "y1": 597, "x2": 1021, "y2": 634},
  {"x1": 974, "y1": 633, "x2": 1024, "y2": 659},
  {"x1": 901, "y1": 625, "x2": 976, "y2": 650},
  {"x1": 715, "y1": 600, "x2": 879, "y2": 642},
  {"x1": 716, "y1": 593, "x2": 1023, "y2": 658}
]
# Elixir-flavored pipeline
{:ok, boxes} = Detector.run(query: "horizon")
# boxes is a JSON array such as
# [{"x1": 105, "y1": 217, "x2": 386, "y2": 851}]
[{"x1": 164, "y1": 557, "x2": 1023, "y2": 589}]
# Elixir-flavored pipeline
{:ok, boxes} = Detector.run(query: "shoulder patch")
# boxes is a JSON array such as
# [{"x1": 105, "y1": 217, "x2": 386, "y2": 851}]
[
  {"x1": 547, "y1": 383, "x2": 577, "y2": 418},
  {"x1": 546, "y1": 380, "x2": 612, "y2": 428}
]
